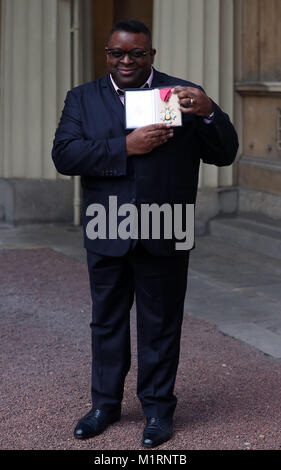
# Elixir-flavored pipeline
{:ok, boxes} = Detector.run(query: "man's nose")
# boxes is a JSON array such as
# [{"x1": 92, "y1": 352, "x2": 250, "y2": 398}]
[{"x1": 120, "y1": 53, "x2": 134, "y2": 64}]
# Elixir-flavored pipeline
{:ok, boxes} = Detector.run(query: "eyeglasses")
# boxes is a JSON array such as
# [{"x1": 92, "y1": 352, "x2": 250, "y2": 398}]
[{"x1": 105, "y1": 48, "x2": 152, "y2": 60}]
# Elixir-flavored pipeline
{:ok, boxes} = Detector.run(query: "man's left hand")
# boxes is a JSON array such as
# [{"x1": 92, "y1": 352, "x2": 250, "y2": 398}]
[{"x1": 172, "y1": 86, "x2": 213, "y2": 118}]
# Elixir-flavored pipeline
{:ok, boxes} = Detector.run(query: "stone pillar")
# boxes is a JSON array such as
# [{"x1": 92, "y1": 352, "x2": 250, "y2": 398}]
[
  {"x1": 0, "y1": 0, "x2": 73, "y2": 223},
  {"x1": 153, "y1": 0, "x2": 237, "y2": 231}
]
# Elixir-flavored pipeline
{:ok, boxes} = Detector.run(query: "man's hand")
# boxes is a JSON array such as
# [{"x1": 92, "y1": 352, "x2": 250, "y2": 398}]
[
  {"x1": 126, "y1": 123, "x2": 174, "y2": 156},
  {"x1": 172, "y1": 86, "x2": 213, "y2": 117}
]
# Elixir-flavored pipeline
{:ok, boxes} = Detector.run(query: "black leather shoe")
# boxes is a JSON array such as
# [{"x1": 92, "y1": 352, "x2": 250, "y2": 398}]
[
  {"x1": 142, "y1": 417, "x2": 173, "y2": 448},
  {"x1": 74, "y1": 407, "x2": 121, "y2": 439}
]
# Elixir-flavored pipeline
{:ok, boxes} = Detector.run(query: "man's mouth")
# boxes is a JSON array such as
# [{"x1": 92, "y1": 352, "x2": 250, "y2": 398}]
[{"x1": 117, "y1": 68, "x2": 137, "y2": 76}]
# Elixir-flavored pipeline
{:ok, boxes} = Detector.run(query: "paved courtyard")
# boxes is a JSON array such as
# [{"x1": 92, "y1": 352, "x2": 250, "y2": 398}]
[{"x1": 0, "y1": 224, "x2": 280, "y2": 450}]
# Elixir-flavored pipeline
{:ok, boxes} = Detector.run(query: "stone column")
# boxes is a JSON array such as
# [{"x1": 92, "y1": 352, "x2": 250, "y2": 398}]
[
  {"x1": 0, "y1": 0, "x2": 74, "y2": 223},
  {"x1": 153, "y1": 0, "x2": 236, "y2": 231}
]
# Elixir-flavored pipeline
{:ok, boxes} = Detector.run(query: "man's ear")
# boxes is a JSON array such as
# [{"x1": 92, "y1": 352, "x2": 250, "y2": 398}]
[{"x1": 151, "y1": 48, "x2": 156, "y2": 63}]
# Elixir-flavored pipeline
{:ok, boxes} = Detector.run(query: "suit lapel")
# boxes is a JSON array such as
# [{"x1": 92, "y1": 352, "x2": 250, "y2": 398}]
[
  {"x1": 151, "y1": 68, "x2": 166, "y2": 87},
  {"x1": 100, "y1": 74, "x2": 125, "y2": 129}
]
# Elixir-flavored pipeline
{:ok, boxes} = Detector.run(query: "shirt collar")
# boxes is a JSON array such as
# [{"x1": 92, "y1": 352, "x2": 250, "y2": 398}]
[{"x1": 110, "y1": 67, "x2": 154, "y2": 94}]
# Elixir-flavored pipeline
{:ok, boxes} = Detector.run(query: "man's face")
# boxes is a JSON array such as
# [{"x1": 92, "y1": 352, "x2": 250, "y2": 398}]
[{"x1": 106, "y1": 31, "x2": 156, "y2": 89}]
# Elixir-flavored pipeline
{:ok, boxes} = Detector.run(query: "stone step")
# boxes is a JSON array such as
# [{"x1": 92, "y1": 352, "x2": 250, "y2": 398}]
[{"x1": 209, "y1": 214, "x2": 281, "y2": 261}]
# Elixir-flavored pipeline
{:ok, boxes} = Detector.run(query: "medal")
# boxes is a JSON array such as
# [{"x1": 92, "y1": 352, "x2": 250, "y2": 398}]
[{"x1": 159, "y1": 88, "x2": 177, "y2": 124}]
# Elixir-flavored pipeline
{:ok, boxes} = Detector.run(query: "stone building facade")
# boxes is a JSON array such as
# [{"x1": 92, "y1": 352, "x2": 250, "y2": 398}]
[{"x1": 1, "y1": 0, "x2": 280, "y2": 231}]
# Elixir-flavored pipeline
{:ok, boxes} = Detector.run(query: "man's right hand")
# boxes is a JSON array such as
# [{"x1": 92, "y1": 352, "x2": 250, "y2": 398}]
[{"x1": 126, "y1": 124, "x2": 174, "y2": 156}]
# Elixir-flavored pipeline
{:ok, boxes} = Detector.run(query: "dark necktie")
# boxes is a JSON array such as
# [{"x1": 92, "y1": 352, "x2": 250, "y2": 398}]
[{"x1": 117, "y1": 89, "x2": 124, "y2": 105}]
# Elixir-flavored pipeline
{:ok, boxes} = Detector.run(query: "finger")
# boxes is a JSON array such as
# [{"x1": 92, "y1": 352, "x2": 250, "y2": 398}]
[
  {"x1": 149, "y1": 128, "x2": 173, "y2": 138},
  {"x1": 171, "y1": 86, "x2": 186, "y2": 95},
  {"x1": 179, "y1": 105, "x2": 197, "y2": 114},
  {"x1": 177, "y1": 97, "x2": 196, "y2": 107},
  {"x1": 172, "y1": 86, "x2": 198, "y2": 96},
  {"x1": 150, "y1": 134, "x2": 170, "y2": 145},
  {"x1": 176, "y1": 91, "x2": 195, "y2": 101},
  {"x1": 138, "y1": 124, "x2": 167, "y2": 135},
  {"x1": 146, "y1": 123, "x2": 172, "y2": 132}
]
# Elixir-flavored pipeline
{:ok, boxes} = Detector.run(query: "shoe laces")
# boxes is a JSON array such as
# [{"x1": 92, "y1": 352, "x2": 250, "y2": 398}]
[
  {"x1": 147, "y1": 417, "x2": 159, "y2": 429},
  {"x1": 83, "y1": 409, "x2": 103, "y2": 425},
  {"x1": 146, "y1": 417, "x2": 171, "y2": 432}
]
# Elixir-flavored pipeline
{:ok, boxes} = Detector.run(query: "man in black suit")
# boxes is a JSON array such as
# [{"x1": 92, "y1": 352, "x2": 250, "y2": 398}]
[{"x1": 52, "y1": 20, "x2": 238, "y2": 448}]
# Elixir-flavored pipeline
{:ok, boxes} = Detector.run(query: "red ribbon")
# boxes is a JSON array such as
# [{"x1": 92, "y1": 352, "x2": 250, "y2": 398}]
[{"x1": 160, "y1": 88, "x2": 172, "y2": 102}]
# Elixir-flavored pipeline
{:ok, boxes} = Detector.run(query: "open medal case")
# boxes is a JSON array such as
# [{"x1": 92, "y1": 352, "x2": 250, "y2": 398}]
[{"x1": 124, "y1": 87, "x2": 182, "y2": 129}]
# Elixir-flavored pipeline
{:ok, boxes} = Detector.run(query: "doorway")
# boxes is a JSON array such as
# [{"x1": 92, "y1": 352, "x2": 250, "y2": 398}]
[{"x1": 92, "y1": 0, "x2": 153, "y2": 79}]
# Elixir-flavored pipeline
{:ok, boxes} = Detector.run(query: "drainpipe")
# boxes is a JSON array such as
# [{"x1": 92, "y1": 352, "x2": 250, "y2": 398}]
[{"x1": 71, "y1": 0, "x2": 81, "y2": 226}]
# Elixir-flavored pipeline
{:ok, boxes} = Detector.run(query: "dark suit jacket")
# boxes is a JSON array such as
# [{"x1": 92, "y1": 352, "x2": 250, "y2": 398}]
[{"x1": 52, "y1": 68, "x2": 239, "y2": 256}]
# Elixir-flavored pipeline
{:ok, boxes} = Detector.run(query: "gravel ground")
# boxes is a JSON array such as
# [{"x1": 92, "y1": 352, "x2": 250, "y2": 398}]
[{"x1": 0, "y1": 247, "x2": 280, "y2": 451}]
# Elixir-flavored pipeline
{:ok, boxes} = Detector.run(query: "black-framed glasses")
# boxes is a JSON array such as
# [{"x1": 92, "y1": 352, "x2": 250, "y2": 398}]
[{"x1": 105, "y1": 48, "x2": 152, "y2": 60}]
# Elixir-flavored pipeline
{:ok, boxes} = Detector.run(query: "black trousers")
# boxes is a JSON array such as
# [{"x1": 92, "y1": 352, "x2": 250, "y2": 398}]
[{"x1": 86, "y1": 241, "x2": 190, "y2": 419}]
